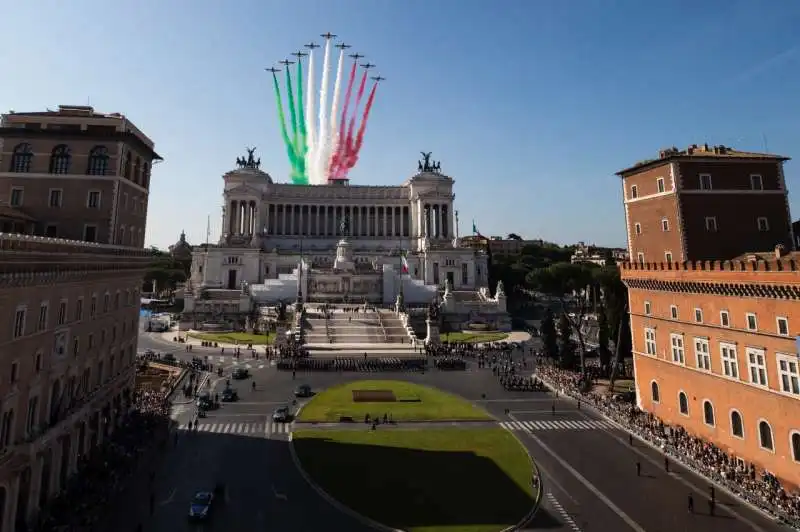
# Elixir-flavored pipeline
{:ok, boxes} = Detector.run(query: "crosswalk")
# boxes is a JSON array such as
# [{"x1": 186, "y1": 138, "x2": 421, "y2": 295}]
[
  {"x1": 499, "y1": 419, "x2": 613, "y2": 432},
  {"x1": 178, "y1": 421, "x2": 294, "y2": 436}
]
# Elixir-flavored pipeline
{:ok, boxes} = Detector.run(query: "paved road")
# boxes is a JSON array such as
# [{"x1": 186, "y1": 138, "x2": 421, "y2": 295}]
[{"x1": 132, "y1": 324, "x2": 788, "y2": 532}]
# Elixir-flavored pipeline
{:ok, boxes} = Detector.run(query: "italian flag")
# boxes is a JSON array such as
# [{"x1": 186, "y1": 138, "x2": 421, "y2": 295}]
[{"x1": 401, "y1": 250, "x2": 409, "y2": 273}]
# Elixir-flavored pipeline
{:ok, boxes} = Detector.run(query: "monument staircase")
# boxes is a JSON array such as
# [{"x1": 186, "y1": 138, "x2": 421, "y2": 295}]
[{"x1": 303, "y1": 307, "x2": 420, "y2": 358}]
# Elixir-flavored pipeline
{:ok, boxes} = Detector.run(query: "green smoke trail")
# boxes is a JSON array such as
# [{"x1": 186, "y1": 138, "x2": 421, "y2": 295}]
[
  {"x1": 285, "y1": 69, "x2": 300, "y2": 164},
  {"x1": 296, "y1": 59, "x2": 307, "y2": 164},
  {"x1": 271, "y1": 72, "x2": 299, "y2": 179}
]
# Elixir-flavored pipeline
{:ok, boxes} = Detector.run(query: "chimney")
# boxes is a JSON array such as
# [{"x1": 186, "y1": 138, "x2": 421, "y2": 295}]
[{"x1": 775, "y1": 244, "x2": 787, "y2": 259}]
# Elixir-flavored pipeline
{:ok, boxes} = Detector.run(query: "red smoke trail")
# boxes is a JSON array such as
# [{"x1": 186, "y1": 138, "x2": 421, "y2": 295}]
[
  {"x1": 341, "y1": 82, "x2": 379, "y2": 172},
  {"x1": 343, "y1": 69, "x2": 370, "y2": 164},
  {"x1": 330, "y1": 60, "x2": 358, "y2": 180}
]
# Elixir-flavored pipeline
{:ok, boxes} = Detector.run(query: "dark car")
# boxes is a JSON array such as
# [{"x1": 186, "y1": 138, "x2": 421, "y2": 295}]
[
  {"x1": 188, "y1": 490, "x2": 214, "y2": 520},
  {"x1": 197, "y1": 392, "x2": 214, "y2": 410},
  {"x1": 162, "y1": 353, "x2": 176, "y2": 363},
  {"x1": 272, "y1": 406, "x2": 291, "y2": 423},
  {"x1": 293, "y1": 384, "x2": 312, "y2": 398},
  {"x1": 231, "y1": 368, "x2": 249, "y2": 380},
  {"x1": 221, "y1": 387, "x2": 238, "y2": 402}
]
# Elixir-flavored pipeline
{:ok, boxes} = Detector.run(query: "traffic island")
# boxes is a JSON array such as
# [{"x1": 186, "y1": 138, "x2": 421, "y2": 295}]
[
  {"x1": 296, "y1": 379, "x2": 492, "y2": 422},
  {"x1": 292, "y1": 380, "x2": 540, "y2": 532},
  {"x1": 293, "y1": 428, "x2": 538, "y2": 532}
]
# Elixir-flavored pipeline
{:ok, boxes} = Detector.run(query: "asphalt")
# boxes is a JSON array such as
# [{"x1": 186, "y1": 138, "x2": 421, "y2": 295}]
[{"x1": 131, "y1": 321, "x2": 789, "y2": 532}]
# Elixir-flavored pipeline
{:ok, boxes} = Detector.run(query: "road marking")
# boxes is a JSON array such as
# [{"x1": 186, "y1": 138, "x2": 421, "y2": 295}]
[
  {"x1": 510, "y1": 414, "x2": 647, "y2": 532},
  {"x1": 499, "y1": 420, "x2": 613, "y2": 432},
  {"x1": 159, "y1": 487, "x2": 176, "y2": 506},
  {"x1": 587, "y1": 415, "x2": 772, "y2": 532},
  {"x1": 546, "y1": 492, "x2": 582, "y2": 531},
  {"x1": 180, "y1": 421, "x2": 296, "y2": 436},
  {"x1": 272, "y1": 484, "x2": 289, "y2": 501}
]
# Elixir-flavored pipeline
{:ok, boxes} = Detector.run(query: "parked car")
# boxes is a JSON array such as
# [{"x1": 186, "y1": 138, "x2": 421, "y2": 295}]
[
  {"x1": 293, "y1": 384, "x2": 312, "y2": 398},
  {"x1": 232, "y1": 368, "x2": 249, "y2": 380},
  {"x1": 221, "y1": 387, "x2": 238, "y2": 402}
]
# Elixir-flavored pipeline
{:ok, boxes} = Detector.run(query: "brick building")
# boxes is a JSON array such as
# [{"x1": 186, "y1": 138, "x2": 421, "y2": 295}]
[
  {"x1": 0, "y1": 105, "x2": 161, "y2": 246},
  {"x1": 0, "y1": 234, "x2": 152, "y2": 530},
  {"x1": 618, "y1": 144, "x2": 800, "y2": 489},
  {"x1": 617, "y1": 143, "x2": 793, "y2": 263},
  {"x1": 0, "y1": 105, "x2": 158, "y2": 528}
]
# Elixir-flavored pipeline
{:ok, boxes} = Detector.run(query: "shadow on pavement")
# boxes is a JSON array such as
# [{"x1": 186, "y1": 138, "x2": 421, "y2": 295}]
[{"x1": 293, "y1": 435, "x2": 536, "y2": 531}]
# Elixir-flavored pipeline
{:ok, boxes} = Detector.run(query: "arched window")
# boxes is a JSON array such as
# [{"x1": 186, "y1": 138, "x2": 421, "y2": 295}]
[
  {"x1": 142, "y1": 162, "x2": 150, "y2": 188},
  {"x1": 650, "y1": 381, "x2": 660, "y2": 402},
  {"x1": 703, "y1": 400, "x2": 715, "y2": 426},
  {"x1": 49, "y1": 145, "x2": 71, "y2": 174},
  {"x1": 758, "y1": 420, "x2": 774, "y2": 451},
  {"x1": 730, "y1": 410, "x2": 744, "y2": 438},
  {"x1": 790, "y1": 432, "x2": 800, "y2": 462},
  {"x1": 86, "y1": 146, "x2": 109, "y2": 176},
  {"x1": 133, "y1": 156, "x2": 141, "y2": 184},
  {"x1": 9, "y1": 143, "x2": 33, "y2": 172},
  {"x1": 123, "y1": 152, "x2": 132, "y2": 179},
  {"x1": 678, "y1": 391, "x2": 689, "y2": 415}
]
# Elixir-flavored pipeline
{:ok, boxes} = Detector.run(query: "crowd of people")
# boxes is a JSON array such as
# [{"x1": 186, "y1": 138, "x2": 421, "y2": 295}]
[
  {"x1": 277, "y1": 356, "x2": 426, "y2": 372},
  {"x1": 30, "y1": 390, "x2": 171, "y2": 532},
  {"x1": 536, "y1": 362, "x2": 800, "y2": 528}
]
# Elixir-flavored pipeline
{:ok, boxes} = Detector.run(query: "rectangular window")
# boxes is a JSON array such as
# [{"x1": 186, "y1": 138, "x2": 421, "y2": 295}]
[
  {"x1": 670, "y1": 305, "x2": 678, "y2": 319},
  {"x1": 746, "y1": 313, "x2": 757, "y2": 331},
  {"x1": 26, "y1": 396, "x2": 38, "y2": 434},
  {"x1": 661, "y1": 219, "x2": 669, "y2": 231},
  {"x1": 75, "y1": 298, "x2": 83, "y2": 320},
  {"x1": 670, "y1": 334, "x2": 685, "y2": 364},
  {"x1": 644, "y1": 328, "x2": 657, "y2": 356},
  {"x1": 777, "y1": 317, "x2": 789, "y2": 336},
  {"x1": 48, "y1": 189, "x2": 62, "y2": 207},
  {"x1": 757, "y1": 217, "x2": 769, "y2": 232},
  {"x1": 57, "y1": 300, "x2": 67, "y2": 325},
  {"x1": 36, "y1": 303, "x2": 48, "y2": 332},
  {"x1": 644, "y1": 301, "x2": 651, "y2": 315},
  {"x1": 10, "y1": 362, "x2": 18, "y2": 383},
  {"x1": 103, "y1": 293, "x2": 110, "y2": 313},
  {"x1": 88, "y1": 333, "x2": 94, "y2": 349},
  {"x1": 720, "y1": 310, "x2": 730, "y2": 328},
  {"x1": 634, "y1": 223, "x2": 642, "y2": 235},
  {"x1": 657, "y1": 177, "x2": 665, "y2": 193},
  {"x1": 13, "y1": 308, "x2": 26, "y2": 338},
  {"x1": 461, "y1": 263, "x2": 468, "y2": 285},
  {"x1": 721, "y1": 343, "x2": 739, "y2": 379},
  {"x1": 750, "y1": 174, "x2": 764, "y2": 191},
  {"x1": 90, "y1": 296, "x2": 97, "y2": 318},
  {"x1": 630, "y1": 185, "x2": 638, "y2": 199},
  {"x1": 694, "y1": 338, "x2": 711, "y2": 371},
  {"x1": 73, "y1": 336, "x2": 80, "y2": 357},
  {"x1": 665, "y1": 252, "x2": 673, "y2": 263},
  {"x1": 45, "y1": 224, "x2": 57, "y2": 238},
  {"x1": 699, "y1": 173, "x2": 712, "y2": 190},
  {"x1": 636, "y1": 252, "x2": 644, "y2": 262},
  {"x1": 776, "y1": 354, "x2": 800, "y2": 395},
  {"x1": 83, "y1": 225, "x2": 97, "y2": 243},
  {"x1": 10, "y1": 187, "x2": 23, "y2": 207},
  {"x1": 705, "y1": 217, "x2": 718, "y2": 232},
  {"x1": 694, "y1": 308, "x2": 703, "y2": 323},
  {"x1": 87, "y1": 190, "x2": 101, "y2": 209},
  {"x1": 746, "y1": 347, "x2": 768, "y2": 387}
]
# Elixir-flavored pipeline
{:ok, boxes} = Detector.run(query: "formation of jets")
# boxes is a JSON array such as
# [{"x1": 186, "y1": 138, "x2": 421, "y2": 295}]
[{"x1": 267, "y1": 33, "x2": 385, "y2": 83}]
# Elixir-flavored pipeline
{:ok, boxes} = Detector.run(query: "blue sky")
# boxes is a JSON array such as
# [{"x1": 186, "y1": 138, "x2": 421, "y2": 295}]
[{"x1": 2, "y1": 0, "x2": 799, "y2": 250}]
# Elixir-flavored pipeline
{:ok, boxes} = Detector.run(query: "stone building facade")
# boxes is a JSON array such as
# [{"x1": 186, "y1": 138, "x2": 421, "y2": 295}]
[
  {"x1": 0, "y1": 234, "x2": 152, "y2": 530},
  {"x1": 0, "y1": 105, "x2": 161, "y2": 245},
  {"x1": 621, "y1": 256, "x2": 800, "y2": 489},
  {"x1": 617, "y1": 144, "x2": 793, "y2": 263}
]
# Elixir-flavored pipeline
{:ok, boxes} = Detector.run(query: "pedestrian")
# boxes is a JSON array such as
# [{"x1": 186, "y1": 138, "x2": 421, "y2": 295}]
[
  {"x1": 636, "y1": 461, "x2": 641, "y2": 477},
  {"x1": 551, "y1": 402, "x2": 556, "y2": 416},
  {"x1": 628, "y1": 433, "x2": 633, "y2": 445},
  {"x1": 709, "y1": 485, "x2": 715, "y2": 503},
  {"x1": 577, "y1": 399, "x2": 581, "y2": 410},
  {"x1": 664, "y1": 456, "x2": 669, "y2": 472},
  {"x1": 687, "y1": 493, "x2": 694, "y2": 513},
  {"x1": 708, "y1": 498, "x2": 715, "y2": 516}
]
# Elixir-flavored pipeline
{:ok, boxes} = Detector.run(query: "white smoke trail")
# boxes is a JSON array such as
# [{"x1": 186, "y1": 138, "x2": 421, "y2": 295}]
[
  {"x1": 327, "y1": 47, "x2": 346, "y2": 182},
  {"x1": 316, "y1": 39, "x2": 333, "y2": 185},
  {"x1": 304, "y1": 46, "x2": 317, "y2": 185}
]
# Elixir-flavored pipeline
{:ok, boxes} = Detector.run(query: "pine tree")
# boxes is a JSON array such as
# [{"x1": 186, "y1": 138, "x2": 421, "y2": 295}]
[
  {"x1": 540, "y1": 308, "x2": 559, "y2": 359},
  {"x1": 557, "y1": 312, "x2": 576, "y2": 369}
]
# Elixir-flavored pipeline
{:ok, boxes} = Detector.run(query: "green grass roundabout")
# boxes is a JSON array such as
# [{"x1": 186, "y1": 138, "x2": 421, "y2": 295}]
[{"x1": 293, "y1": 380, "x2": 539, "y2": 532}]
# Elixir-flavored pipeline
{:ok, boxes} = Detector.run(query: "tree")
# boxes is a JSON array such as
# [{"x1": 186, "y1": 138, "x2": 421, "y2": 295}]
[
  {"x1": 526, "y1": 262, "x2": 596, "y2": 374},
  {"x1": 507, "y1": 233, "x2": 522, "y2": 241},
  {"x1": 557, "y1": 312, "x2": 576, "y2": 369},
  {"x1": 597, "y1": 306, "x2": 612, "y2": 373},
  {"x1": 540, "y1": 308, "x2": 559, "y2": 359}
]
